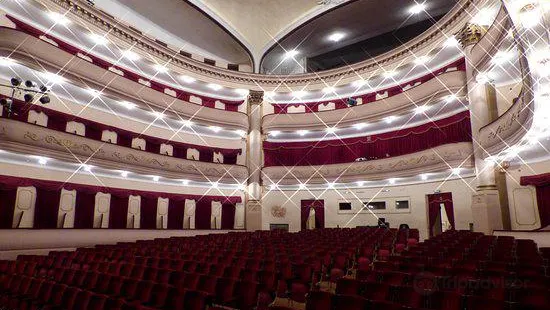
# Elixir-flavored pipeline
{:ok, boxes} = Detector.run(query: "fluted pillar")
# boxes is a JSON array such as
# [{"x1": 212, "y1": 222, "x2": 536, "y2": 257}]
[
  {"x1": 459, "y1": 23, "x2": 504, "y2": 234},
  {"x1": 245, "y1": 90, "x2": 264, "y2": 231}
]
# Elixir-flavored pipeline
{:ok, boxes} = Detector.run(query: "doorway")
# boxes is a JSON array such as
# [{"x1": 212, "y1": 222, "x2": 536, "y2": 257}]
[
  {"x1": 427, "y1": 193, "x2": 455, "y2": 237},
  {"x1": 301, "y1": 200, "x2": 325, "y2": 230}
]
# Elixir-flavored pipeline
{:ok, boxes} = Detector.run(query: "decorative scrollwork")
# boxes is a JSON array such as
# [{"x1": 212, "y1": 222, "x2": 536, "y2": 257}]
[{"x1": 271, "y1": 205, "x2": 287, "y2": 218}]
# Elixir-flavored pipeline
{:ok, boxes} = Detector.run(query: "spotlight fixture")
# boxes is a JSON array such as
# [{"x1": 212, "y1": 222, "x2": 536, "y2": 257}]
[
  {"x1": 414, "y1": 105, "x2": 430, "y2": 114},
  {"x1": 325, "y1": 127, "x2": 337, "y2": 134},
  {"x1": 37, "y1": 156, "x2": 49, "y2": 165},
  {"x1": 152, "y1": 176, "x2": 160, "y2": 182},
  {"x1": 10, "y1": 77, "x2": 22, "y2": 87},
  {"x1": 421, "y1": 174, "x2": 428, "y2": 180},
  {"x1": 356, "y1": 181, "x2": 366, "y2": 187},
  {"x1": 89, "y1": 33, "x2": 109, "y2": 45},
  {"x1": 25, "y1": 80, "x2": 37, "y2": 88},
  {"x1": 23, "y1": 94, "x2": 34, "y2": 103},
  {"x1": 119, "y1": 101, "x2": 137, "y2": 110},
  {"x1": 297, "y1": 130, "x2": 309, "y2": 136},
  {"x1": 38, "y1": 96, "x2": 50, "y2": 104},
  {"x1": 269, "y1": 184, "x2": 278, "y2": 191},
  {"x1": 207, "y1": 83, "x2": 223, "y2": 91},
  {"x1": 298, "y1": 183, "x2": 307, "y2": 190},
  {"x1": 121, "y1": 50, "x2": 140, "y2": 61},
  {"x1": 451, "y1": 168, "x2": 462, "y2": 175},
  {"x1": 120, "y1": 171, "x2": 129, "y2": 178},
  {"x1": 181, "y1": 120, "x2": 193, "y2": 127},
  {"x1": 388, "y1": 178, "x2": 396, "y2": 184},
  {"x1": 353, "y1": 122, "x2": 368, "y2": 130},
  {"x1": 47, "y1": 12, "x2": 71, "y2": 26},
  {"x1": 179, "y1": 75, "x2": 196, "y2": 83},
  {"x1": 209, "y1": 126, "x2": 222, "y2": 133},
  {"x1": 181, "y1": 179, "x2": 189, "y2": 185},
  {"x1": 153, "y1": 64, "x2": 169, "y2": 74},
  {"x1": 211, "y1": 182, "x2": 219, "y2": 189}
]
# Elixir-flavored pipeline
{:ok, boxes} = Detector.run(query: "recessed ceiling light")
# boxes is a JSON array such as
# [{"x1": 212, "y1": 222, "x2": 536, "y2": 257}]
[
  {"x1": 388, "y1": 178, "x2": 396, "y2": 184},
  {"x1": 89, "y1": 33, "x2": 109, "y2": 45},
  {"x1": 444, "y1": 36, "x2": 459, "y2": 47},
  {"x1": 48, "y1": 12, "x2": 71, "y2": 26},
  {"x1": 414, "y1": 56, "x2": 431, "y2": 65},
  {"x1": 235, "y1": 88, "x2": 249, "y2": 96},
  {"x1": 491, "y1": 51, "x2": 512, "y2": 65},
  {"x1": 269, "y1": 131, "x2": 280, "y2": 137},
  {"x1": 269, "y1": 184, "x2": 278, "y2": 190},
  {"x1": 444, "y1": 94, "x2": 458, "y2": 103},
  {"x1": 284, "y1": 50, "x2": 300, "y2": 59},
  {"x1": 327, "y1": 182, "x2": 336, "y2": 188},
  {"x1": 421, "y1": 174, "x2": 428, "y2": 180},
  {"x1": 208, "y1": 83, "x2": 223, "y2": 91},
  {"x1": 87, "y1": 88, "x2": 102, "y2": 98},
  {"x1": 122, "y1": 50, "x2": 140, "y2": 61},
  {"x1": 181, "y1": 179, "x2": 189, "y2": 185},
  {"x1": 153, "y1": 64, "x2": 169, "y2": 73},
  {"x1": 179, "y1": 75, "x2": 196, "y2": 83},
  {"x1": 414, "y1": 105, "x2": 430, "y2": 114},
  {"x1": 409, "y1": 2, "x2": 427, "y2": 14},
  {"x1": 152, "y1": 176, "x2": 160, "y2": 182},
  {"x1": 298, "y1": 183, "x2": 307, "y2": 190},
  {"x1": 322, "y1": 87, "x2": 335, "y2": 94},
  {"x1": 41, "y1": 72, "x2": 66, "y2": 84},
  {"x1": 82, "y1": 164, "x2": 93, "y2": 172},
  {"x1": 36, "y1": 156, "x2": 49, "y2": 165},
  {"x1": 353, "y1": 123, "x2": 368, "y2": 130},
  {"x1": 209, "y1": 126, "x2": 222, "y2": 133},
  {"x1": 152, "y1": 111, "x2": 165, "y2": 119},
  {"x1": 356, "y1": 181, "x2": 366, "y2": 187},
  {"x1": 211, "y1": 182, "x2": 219, "y2": 189},
  {"x1": 352, "y1": 79, "x2": 368, "y2": 88},
  {"x1": 383, "y1": 70, "x2": 397, "y2": 79},
  {"x1": 451, "y1": 168, "x2": 462, "y2": 175},
  {"x1": 0, "y1": 57, "x2": 15, "y2": 67},
  {"x1": 181, "y1": 120, "x2": 193, "y2": 127},
  {"x1": 120, "y1": 171, "x2": 129, "y2": 178},
  {"x1": 119, "y1": 101, "x2": 137, "y2": 110},
  {"x1": 328, "y1": 32, "x2": 346, "y2": 42},
  {"x1": 384, "y1": 115, "x2": 398, "y2": 123},
  {"x1": 325, "y1": 127, "x2": 337, "y2": 134},
  {"x1": 297, "y1": 130, "x2": 309, "y2": 136},
  {"x1": 292, "y1": 90, "x2": 308, "y2": 98}
]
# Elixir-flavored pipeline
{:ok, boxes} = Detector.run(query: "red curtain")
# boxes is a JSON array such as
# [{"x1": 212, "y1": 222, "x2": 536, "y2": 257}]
[
  {"x1": 221, "y1": 203, "x2": 236, "y2": 229},
  {"x1": 109, "y1": 195, "x2": 129, "y2": 229},
  {"x1": 300, "y1": 200, "x2": 324, "y2": 230},
  {"x1": 34, "y1": 188, "x2": 61, "y2": 229},
  {"x1": 167, "y1": 199, "x2": 186, "y2": 229},
  {"x1": 0, "y1": 187, "x2": 17, "y2": 229},
  {"x1": 140, "y1": 197, "x2": 158, "y2": 229},
  {"x1": 74, "y1": 191, "x2": 96, "y2": 229},
  {"x1": 264, "y1": 111, "x2": 471, "y2": 166},
  {"x1": 195, "y1": 198, "x2": 212, "y2": 229},
  {"x1": 427, "y1": 193, "x2": 454, "y2": 237},
  {"x1": 521, "y1": 173, "x2": 550, "y2": 228}
]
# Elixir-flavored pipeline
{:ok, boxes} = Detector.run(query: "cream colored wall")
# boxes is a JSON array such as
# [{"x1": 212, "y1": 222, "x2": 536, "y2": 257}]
[
  {"x1": 262, "y1": 177, "x2": 476, "y2": 240},
  {"x1": 504, "y1": 159, "x2": 550, "y2": 230},
  {"x1": 495, "y1": 81, "x2": 522, "y2": 116}
]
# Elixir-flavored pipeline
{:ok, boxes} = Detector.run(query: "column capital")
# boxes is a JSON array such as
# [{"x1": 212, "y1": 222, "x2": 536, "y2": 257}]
[
  {"x1": 457, "y1": 23, "x2": 487, "y2": 48},
  {"x1": 248, "y1": 90, "x2": 264, "y2": 105}
]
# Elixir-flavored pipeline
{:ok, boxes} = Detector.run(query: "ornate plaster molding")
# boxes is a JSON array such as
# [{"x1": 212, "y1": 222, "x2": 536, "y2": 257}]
[
  {"x1": 458, "y1": 23, "x2": 488, "y2": 48},
  {"x1": 0, "y1": 119, "x2": 248, "y2": 182},
  {"x1": 248, "y1": 90, "x2": 264, "y2": 105},
  {"x1": 262, "y1": 142, "x2": 474, "y2": 184},
  {"x1": 38, "y1": 0, "x2": 476, "y2": 88}
]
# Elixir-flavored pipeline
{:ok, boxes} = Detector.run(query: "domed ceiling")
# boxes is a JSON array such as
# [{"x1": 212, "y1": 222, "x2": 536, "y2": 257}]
[{"x1": 81, "y1": 0, "x2": 457, "y2": 73}]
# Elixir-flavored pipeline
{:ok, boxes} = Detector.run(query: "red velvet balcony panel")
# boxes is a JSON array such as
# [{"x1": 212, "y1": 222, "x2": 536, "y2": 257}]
[
  {"x1": 6, "y1": 18, "x2": 245, "y2": 111},
  {"x1": 263, "y1": 111, "x2": 471, "y2": 166},
  {"x1": 271, "y1": 58, "x2": 466, "y2": 114},
  {"x1": 0, "y1": 175, "x2": 241, "y2": 229},
  {"x1": 2, "y1": 99, "x2": 242, "y2": 165}
]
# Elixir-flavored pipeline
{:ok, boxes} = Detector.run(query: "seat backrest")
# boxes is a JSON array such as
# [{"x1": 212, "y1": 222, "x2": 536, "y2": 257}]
[{"x1": 306, "y1": 290, "x2": 333, "y2": 310}]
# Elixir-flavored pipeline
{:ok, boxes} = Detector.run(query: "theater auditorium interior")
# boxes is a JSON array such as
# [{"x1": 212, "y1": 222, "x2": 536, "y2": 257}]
[{"x1": 0, "y1": 0, "x2": 550, "y2": 309}]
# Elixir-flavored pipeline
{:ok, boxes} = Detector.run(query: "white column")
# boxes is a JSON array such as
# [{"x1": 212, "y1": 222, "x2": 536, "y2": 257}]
[
  {"x1": 459, "y1": 23, "x2": 503, "y2": 233},
  {"x1": 245, "y1": 90, "x2": 263, "y2": 231}
]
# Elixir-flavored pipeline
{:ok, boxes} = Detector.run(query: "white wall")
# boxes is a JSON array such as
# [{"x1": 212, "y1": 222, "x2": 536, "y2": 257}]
[
  {"x1": 262, "y1": 177, "x2": 476, "y2": 240},
  {"x1": 496, "y1": 82, "x2": 522, "y2": 116},
  {"x1": 504, "y1": 159, "x2": 550, "y2": 230}
]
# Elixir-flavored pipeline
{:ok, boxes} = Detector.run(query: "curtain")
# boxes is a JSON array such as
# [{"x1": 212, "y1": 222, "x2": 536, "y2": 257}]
[
  {"x1": 34, "y1": 187, "x2": 61, "y2": 229},
  {"x1": 0, "y1": 187, "x2": 17, "y2": 228},
  {"x1": 167, "y1": 199, "x2": 186, "y2": 229},
  {"x1": 73, "y1": 191, "x2": 96, "y2": 229},
  {"x1": 536, "y1": 185, "x2": 550, "y2": 228},
  {"x1": 221, "y1": 203, "x2": 236, "y2": 229},
  {"x1": 140, "y1": 197, "x2": 158, "y2": 229},
  {"x1": 300, "y1": 200, "x2": 324, "y2": 230},
  {"x1": 109, "y1": 195, "x2": 129, "y2": 229},
  {"x1": 195, "y1": 198, "x2": 212, "y2": 229},
  {"x1": 427, "y1": 193, "x2": 454, "y2": 236},
  {"x1": 264, "y1": 111, "x2": 471, "y2": 166}
]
